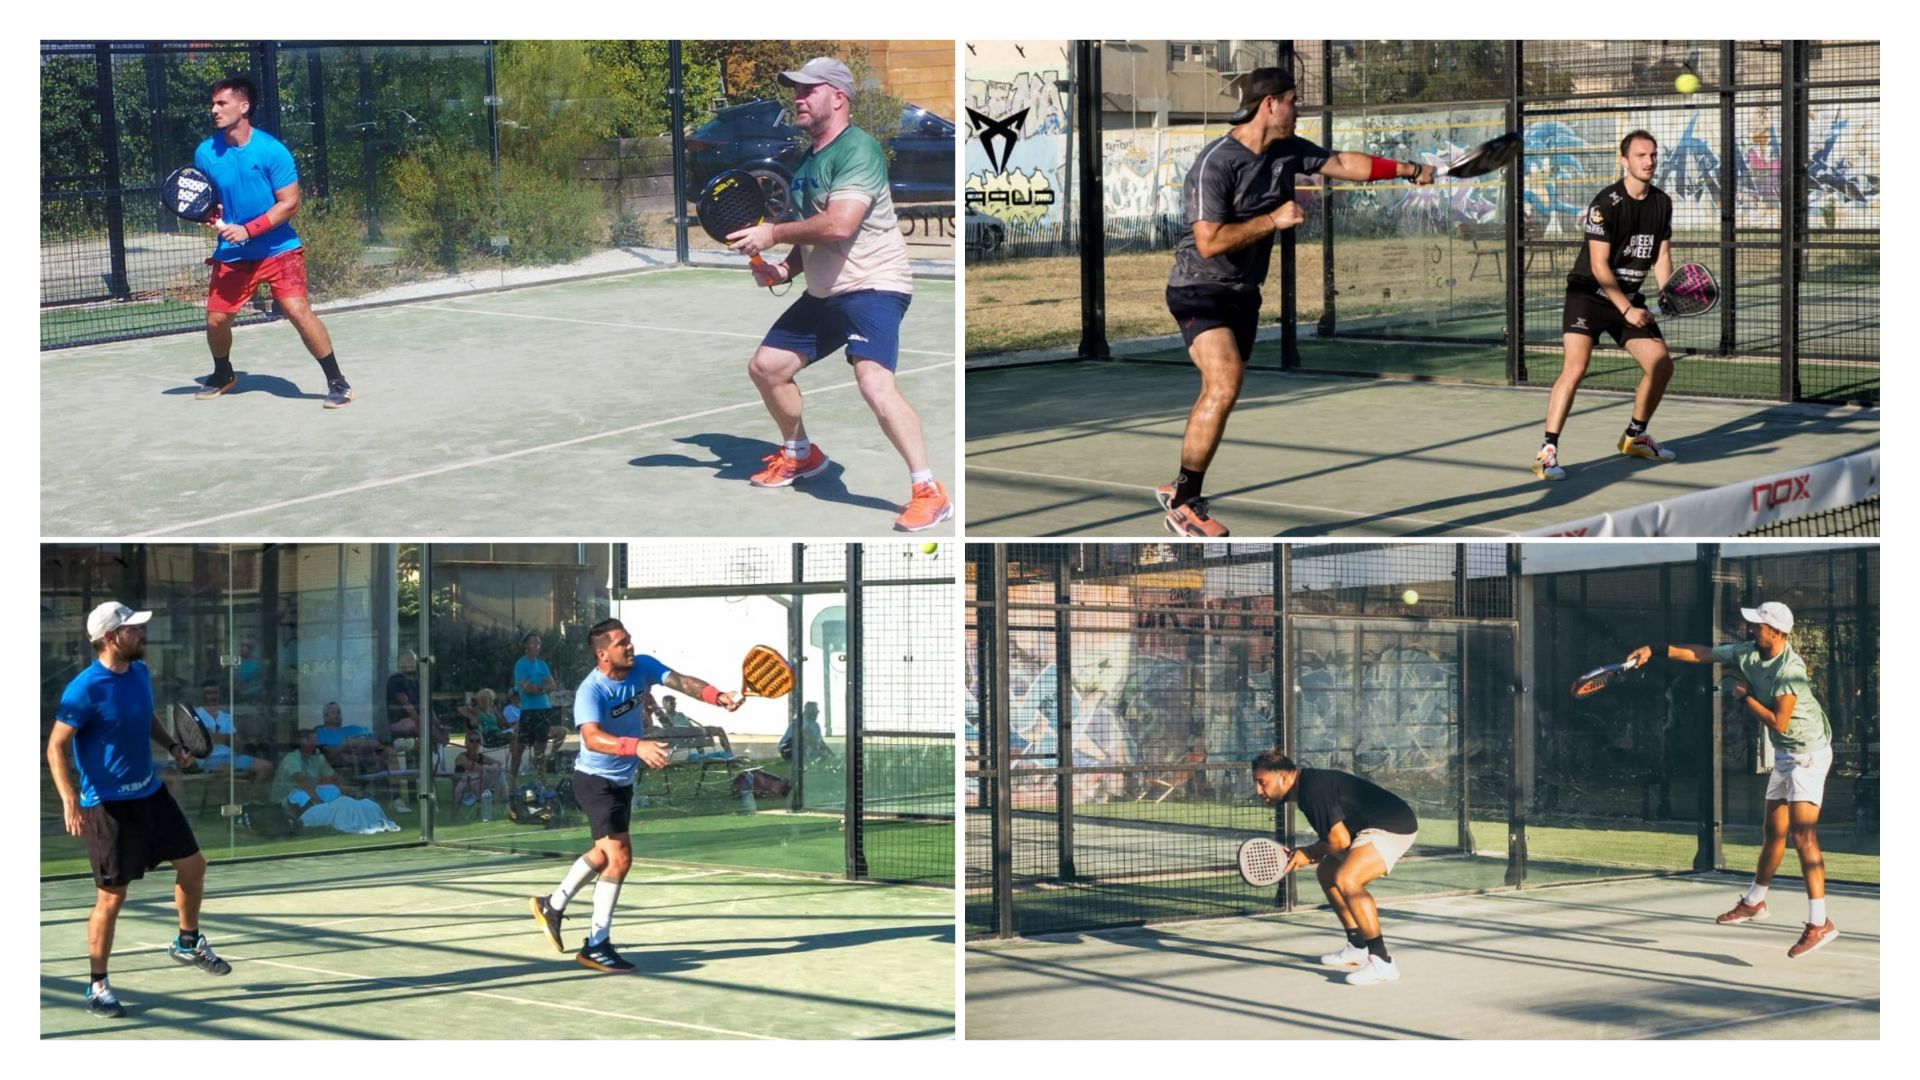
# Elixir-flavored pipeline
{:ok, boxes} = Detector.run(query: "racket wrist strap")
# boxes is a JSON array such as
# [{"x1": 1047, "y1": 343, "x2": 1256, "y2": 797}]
[
  {"x1": 1368, "y1": 156, "x2": 1401, "y2": 181},
  {"x1": 243, "y1": 214, "x2": 273, "y2": 238},
  {"x1": 700, "y1": 685, "x2": 721, "y2": 706}
]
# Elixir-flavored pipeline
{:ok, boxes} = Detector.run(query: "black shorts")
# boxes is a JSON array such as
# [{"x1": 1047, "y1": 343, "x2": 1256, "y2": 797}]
[
  {"x1": 1562, "y1": 288, "x2": 1665, "y2": 346},
  {"x1": 1167, "y1": 283, "x2": 1262, "y2": 362},
  {"x1": 472, "y1": 728, "x2": 514, "y2": 751},
  {"x1": 570, "y1": 772, "x2": 634, "y2": 839},
  {"x1": 85, "y1": 787, "x2": 200, "y2": 888},
  {"x1": 519, "y1": 708, "x2": 555, "y2": 743}
]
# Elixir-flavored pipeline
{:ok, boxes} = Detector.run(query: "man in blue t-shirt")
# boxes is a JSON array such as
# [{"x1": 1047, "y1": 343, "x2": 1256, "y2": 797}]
[
  {"x1": 527, "y1": 618, "x2": 742, "y2": 973},
  {"x1": 1155, "y1": 66, "x2": 1435, "y2": 538},
  {"x1": 45, "y1": 602, "x2": 235, "y2": 1019},
  {"x1": 512, "y1": 631, "x2": 561, "y2": 779},
  {"x1": 191, "y1": 76, "x2": 354, "y2": 409}
]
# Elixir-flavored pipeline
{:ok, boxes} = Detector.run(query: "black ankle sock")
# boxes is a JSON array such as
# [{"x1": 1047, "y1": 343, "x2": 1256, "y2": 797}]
[
  {"x1": 1365, "y1": 935, "x2": 1391, "y2": 961},
  {"x1": 316, "y1": 352, "x2": 344, "y2": 382},
  {"x1": 90, "y1": 971, "x2": 107, "y2": 986},
  {"x1": 1625, "y1": 417, "x2": 1648, "y2": 438},
  {"x1": 1346, "y1": 928, "x2": 1367, "y2": 949},
  {"x1": 211, "y1": 355, "x2": 233, "y2": 379},
  {"x1": 1172, "y1": 469, "x2": 1205, "y2": 508},
  {"x1": 1542, "y1": 430, "x2": 1560, "y2": 448},
  {"x1": 177, "y1": 929, "x2": 198, "y2": 949}
]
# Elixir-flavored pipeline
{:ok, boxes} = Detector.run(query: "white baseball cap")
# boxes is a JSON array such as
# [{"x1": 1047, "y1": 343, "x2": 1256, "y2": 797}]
[
  {"x1": 87, "y1": 601, "x2": 152, "y2": 641},
  {"x1": 778, "y1": 57, "x2": 855, "y2": 99},
  {"x1": 1740, "y1": 601, "x2": 1794, "y2": 634}
]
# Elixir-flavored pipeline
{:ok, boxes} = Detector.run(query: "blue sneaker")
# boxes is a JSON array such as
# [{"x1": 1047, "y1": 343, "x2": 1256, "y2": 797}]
[
  {"x1": 168, "y1": 933, "x2": 233, "y2": 976},
  {"x1": 576, "y1": 937, "x2": 634, "y2": 973},
  {"x1": 324, "y1": 380, "x2": 355, "y2": 409},
  {"x1": 86, "y1": 979, "x2": 126, "y2": 1018}
]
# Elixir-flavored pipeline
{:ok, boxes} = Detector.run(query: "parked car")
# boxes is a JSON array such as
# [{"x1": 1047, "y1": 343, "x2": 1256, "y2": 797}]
[
  {"x1": 686, "y1": 98, "x2": 955, "y2": 217},
  {"x1": 964, "y1": 207, "x2": 1006, "y2": 255}
]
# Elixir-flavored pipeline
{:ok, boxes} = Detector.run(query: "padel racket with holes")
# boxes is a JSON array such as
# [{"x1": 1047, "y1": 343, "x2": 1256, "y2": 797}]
[
  {"x1": 696, "y1": 169, "x2": 781, "y2": 291},
  {"x1": 160, "y1": 165, "x2": 223, "y2": 226},
  {"x1": 1570, "y1": 656, "x2": 1642, "y2": 699},
  {"x1": 740, "y1": 645, "x2": 795, "y2": 699},
  {"x1": 170, "y1": 703, "x2": 215, "y2": 759},
  {"x1": 1657, "y1": 262, "x2": 1720, "y2": 318},
  {"x1": 1438, "y1": 132, "x2": 1522, "y2": 179},
  {"x1": 1236, "y1": 837, "x2": 1291, "y2": 887}
]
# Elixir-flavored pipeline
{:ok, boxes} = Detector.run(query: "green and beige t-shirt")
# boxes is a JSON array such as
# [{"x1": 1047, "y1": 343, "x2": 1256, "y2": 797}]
[
  {"x1": 1711, "y1": 640, "x2": 1831, "y2": 753},
  {"x1": 789, "y1": 125, "x2": 912, "y2": 298}
]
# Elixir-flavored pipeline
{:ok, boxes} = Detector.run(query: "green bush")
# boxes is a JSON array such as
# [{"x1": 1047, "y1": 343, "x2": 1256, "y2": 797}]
[
  {"x1": 390, "y1": 141, "x2": 495, "y2": 272},
  {"x1": 296, "y1": 197, "x2": 375, "y2": 300},
  {"x1": 498, "y1": 160, "x2": 603, "y2": 265}
]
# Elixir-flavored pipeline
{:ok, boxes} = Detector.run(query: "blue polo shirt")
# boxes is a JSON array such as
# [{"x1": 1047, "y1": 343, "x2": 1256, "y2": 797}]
[
  {"x1": 573, "y1": 657, "x2": 672, "y2": 786},
  {"x1": 55, "y1": 660, "x2": 163, "y2": 807},
  {"x1": 514, "y1": 656, "x2": 554, "y2": 710},
  {"x1": 194, "y1": 127, "x2": 303, "y2": 263}
]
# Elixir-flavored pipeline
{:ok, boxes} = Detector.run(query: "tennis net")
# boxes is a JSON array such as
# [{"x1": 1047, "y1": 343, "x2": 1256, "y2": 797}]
[{"x1": 1528, "y1": 449, "x2": 1879, "y2": 538}]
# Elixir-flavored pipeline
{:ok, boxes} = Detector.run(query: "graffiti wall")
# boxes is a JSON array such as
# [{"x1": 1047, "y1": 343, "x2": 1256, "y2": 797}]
[{"x1": 965, "y1": 48, "x2": 1072, "y2": 235}]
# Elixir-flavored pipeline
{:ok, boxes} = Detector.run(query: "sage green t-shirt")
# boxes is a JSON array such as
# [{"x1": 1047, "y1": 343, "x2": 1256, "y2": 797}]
[
  {"x1": 1712, "y1": 640, "x2": 1830, "y2": 752},
  {"x1": 789, "y1": 124, "x2": 913, "y2": 298}
]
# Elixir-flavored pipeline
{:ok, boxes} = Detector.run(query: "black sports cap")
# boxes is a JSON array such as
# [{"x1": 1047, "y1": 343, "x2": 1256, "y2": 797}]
[{"x1": 1229, "y1": 67, "x2": 1297, "y2": 124}]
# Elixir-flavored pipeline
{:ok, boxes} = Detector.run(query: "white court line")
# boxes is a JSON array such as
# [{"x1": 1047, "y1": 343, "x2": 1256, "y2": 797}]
[
  {"x1": 1638, "y1": 994, "x2": 1879, "y2": 1039},
  {"x1": 1395, "y1": 893, "x2": 1879, "y2": 963},
  {"x1": 965, "y1": 464, "x2": 1513, "y2": 535},
  {"x1": 135, "y1": 940, "x2": 775, "y2": 1039},
  {"x1": 142, "y1": 360, "x2": 953, "y2": 535},
  {"x1": 417, "y1": 302, "x2": 955, "y2": 358}
]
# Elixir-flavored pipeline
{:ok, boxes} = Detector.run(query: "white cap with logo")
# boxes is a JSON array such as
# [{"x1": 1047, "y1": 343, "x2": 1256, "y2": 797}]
[
  {"x1": 87, "y1": 601, "x2": 152, "y2": 642},
  {"x1": 778, "y1": 57, "x2": 855, "y2": 99},
  {"x1": 1740, "y1": 601, "x2": 1794, "y2": 634}
]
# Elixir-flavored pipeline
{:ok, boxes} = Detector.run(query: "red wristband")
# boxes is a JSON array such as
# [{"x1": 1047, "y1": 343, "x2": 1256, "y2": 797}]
[
  {"x1": 244, "y1": 214, "x2": 274, "y2": 238},
  {"x1": 1368, "y1": 156, "x2": 1400, "y2": 181},
  {"x1": 700, "y1": 685, "x2": 721, "y2": 706},
  {"x1": 614, "y1": 737, "x2": 641, "y2": 757}
]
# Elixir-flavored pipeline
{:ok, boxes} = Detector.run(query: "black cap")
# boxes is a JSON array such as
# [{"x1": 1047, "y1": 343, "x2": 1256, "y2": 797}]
[{"x1": 1229, "y1": 66, "x2": 1297, "y2": 124}]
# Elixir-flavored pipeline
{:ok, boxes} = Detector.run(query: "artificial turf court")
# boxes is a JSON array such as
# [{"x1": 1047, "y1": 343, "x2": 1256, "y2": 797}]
[
  {"x1": 41, "y1": 845, "x2": 954, "y2": 1040},
  {"x1": 41, "y1": 267, "x2": 956, "y2": 537},
  {"x1": 966, "y1": 874, "x2": 1878, "y2": 1040},
  {"x1": 965, "y1": 339, "x2": 1877, "y2": 536}
]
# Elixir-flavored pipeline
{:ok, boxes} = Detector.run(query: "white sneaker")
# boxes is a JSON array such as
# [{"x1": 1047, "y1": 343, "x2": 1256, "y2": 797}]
[
  {"x1": 1618, "y1": 432, "x2": 1677, "y2": 461},
  {"x1": 391, "y1": 799, "x2": 412, "y2": 814},
  {"x1": 1533, "y1": 443, "x2": 1566, "y2": 480},
  {"x1": 1320, "y1": 942, "x2": 1369, "y2": 969},
  {"x1": 1344, "y1": 954, "x2": 1400, "y2": 986}
]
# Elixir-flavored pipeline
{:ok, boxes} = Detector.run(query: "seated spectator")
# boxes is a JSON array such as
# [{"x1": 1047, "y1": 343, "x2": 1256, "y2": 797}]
[
  {"x1": 313, "y1": 701, "x2": 408, "y2": 816},
  {"x1": 193, "y1": 681, "x2": 275, "y2": 787},
  {"x1": 451, "y1": 740, "x2": 510, "y2": 808},
  {"x1": 655, "y1": 694, "x2": 699, "y2": 730},
  {"x1": 387, "y1": 650, "x2": 451, "y2": 748},
  {"x1": 274, "y1": 728, "x2": 397, "y2": 834},
  {"x1": 780, "y1": 701, "x2": 834, "y2": 765},
  {"x1": 459, "y1": 689, "x2": 518, "y2": 755}
]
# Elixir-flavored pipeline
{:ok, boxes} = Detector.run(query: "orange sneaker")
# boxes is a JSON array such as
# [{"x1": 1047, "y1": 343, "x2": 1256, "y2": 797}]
[
  {"x1": 750, "y1": 445, "x2": 829, "y2": 488},
  {"x1": 893, "y1": 480, "x2": 952, "y2": 532},
  {"x1": 1163, "y1": 494, "x2": 1229, "y2": 538},
  {"x1": 1714, "y1": 896, "x2": 1769, "y2": 925},
  {"x1": 1787, "y1": 918, "x2": 1838, "y2": 959}
]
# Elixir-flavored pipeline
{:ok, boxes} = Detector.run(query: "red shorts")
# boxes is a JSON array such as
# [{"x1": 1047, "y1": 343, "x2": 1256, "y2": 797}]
[{"x1": 207, "y1": 248, "x2": 308, "y2": 314}]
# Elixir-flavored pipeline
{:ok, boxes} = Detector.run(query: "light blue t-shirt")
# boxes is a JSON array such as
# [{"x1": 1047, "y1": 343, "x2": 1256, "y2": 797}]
[
  {"x1": 514, "y1": 656, "x2": 554, "y2": 710},
  {"x1": 194, "y1": 127, "x2": 303, "y2": 263},
  {"x1": 572, "y1": 657, "x2": 672, "y2": 786},
  {"x1": 314, "y1": 723, "x2": 374, "y2": 749},
  {"x1": 55, "y1": 660, "x2": 163, "y2": 807}
]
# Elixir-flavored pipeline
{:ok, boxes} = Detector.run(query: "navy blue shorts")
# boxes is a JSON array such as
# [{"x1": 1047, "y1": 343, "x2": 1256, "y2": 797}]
[{"x1": 761, "y1": 289, "x2": 912, "y2": 371}]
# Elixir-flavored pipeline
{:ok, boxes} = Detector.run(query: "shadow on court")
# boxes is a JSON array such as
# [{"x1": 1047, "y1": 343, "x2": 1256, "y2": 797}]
[
  {"x1": 631, "y1": 433, "x2": 903, "y2": 514},
  {"x1": 966, "y1": 362, "x2": 1877, "y2": 536}
]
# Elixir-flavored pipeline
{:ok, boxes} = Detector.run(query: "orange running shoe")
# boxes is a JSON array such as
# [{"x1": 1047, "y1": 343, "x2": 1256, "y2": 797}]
[
  {"x1": 894, "y1": 480, "x2": 952, "y2": 532},
  {"x1": 1163, "y1": 494, "x2": 1229, "y2": 538},
  {"x1": 750, "y1": 445, "x2": 830, "y2": 488}
]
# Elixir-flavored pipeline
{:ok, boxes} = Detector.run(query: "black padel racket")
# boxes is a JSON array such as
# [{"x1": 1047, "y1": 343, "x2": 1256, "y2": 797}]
[
  {"x1": 171, "y1": 702, "x2": 215, "y2": 759},
  {"x1": 1440, "y1": 132, "x2": 1522, "y2": 179},
  {"x1": 696, "y1": 169, "x2": 781, "y2": 293},
  {"x1": 160, "y1": 165, "x2": 223, "y2": 226},
  {"x1": 1657, "y1": 262, "x2": 1720, "y2": 318}
]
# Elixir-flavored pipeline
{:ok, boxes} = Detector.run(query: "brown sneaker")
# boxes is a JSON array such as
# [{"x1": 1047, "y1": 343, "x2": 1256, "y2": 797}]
[
  {"x1": 1715, "y1": 896, "x2": 1770, "y2": 925},
  {"x1": 1787, "y1": 918, "x2": 1838, "y2": 959}
]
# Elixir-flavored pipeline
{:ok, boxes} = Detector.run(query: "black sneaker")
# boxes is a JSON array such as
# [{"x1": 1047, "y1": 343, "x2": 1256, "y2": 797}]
[
  {"x1": 576, "y1": 937, "x2": 634, "y2": 973},
  {"x1": 85, "y1": 979, "x2": 127, "y2": 1018},
  {"x1": 168, "y1": 933, "x2": 233, "y2": 976},
  {"x1": 324, "y1": 380, "x2": 355, "y2": 409},
  {"x1": 195, "y1": 372, "x2": 236, "y2": 400},
  {"x1": 530, "y1": 895, "x2": 566, "y2": 954}
]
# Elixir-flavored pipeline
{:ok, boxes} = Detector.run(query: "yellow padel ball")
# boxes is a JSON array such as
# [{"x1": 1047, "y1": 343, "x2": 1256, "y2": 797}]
[{"x1": 1675, "y1": 73, "x2": 1701, "y2": 94}]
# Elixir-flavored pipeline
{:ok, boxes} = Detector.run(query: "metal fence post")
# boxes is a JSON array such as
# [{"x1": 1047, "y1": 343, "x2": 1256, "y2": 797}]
[{"x1": 1076, "y1": 40, "x2": 1109, "y2": 360}]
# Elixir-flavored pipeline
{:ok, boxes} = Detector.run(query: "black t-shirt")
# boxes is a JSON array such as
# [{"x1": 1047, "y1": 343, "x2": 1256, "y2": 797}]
[
  {"x1": 1169, "y1": 133, "x2": 1331, "y2": 292},
  {"x1": 386, "y1": 672, "x2": 419, "y2": 724},
  {"x1": 1293, "y1": 767, "x2": 1418, "y2": 839},
  {"x1": 1566, "y1": 179, "x2": 1672, "y2": 295}
]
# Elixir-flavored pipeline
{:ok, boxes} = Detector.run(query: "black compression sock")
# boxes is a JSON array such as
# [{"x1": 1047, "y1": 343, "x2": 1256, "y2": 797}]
[
  {"x1": 1365, "y1": 935, "x2": 1391, "y2": 962},
  {"x1": 316, "y1": 352, "x2": 344, "y2": 382},
  {"x1": 1346, "y1": 928, "x2": 1367, "y2": 949},
  {"x1": 1172, "y1": 469, "x2": 1205, "y2": 508},
  {"x1": 211, "y1": 355, "x2": 233, "y2": 379}
]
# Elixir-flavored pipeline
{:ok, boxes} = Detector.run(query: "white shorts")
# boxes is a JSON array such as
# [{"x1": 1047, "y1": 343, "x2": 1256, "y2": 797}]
[
  {"x1": 1350, "y1": 828, "x2": 1419, "y2": 874},
  {"x1": 1765, "y1": 745, "x2": 1832, "y2": 805}
]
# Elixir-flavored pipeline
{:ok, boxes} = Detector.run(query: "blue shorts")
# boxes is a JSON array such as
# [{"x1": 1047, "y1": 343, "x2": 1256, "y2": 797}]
[{"x1": 761, "y1": 289, "x2": 912, "y2": 372}]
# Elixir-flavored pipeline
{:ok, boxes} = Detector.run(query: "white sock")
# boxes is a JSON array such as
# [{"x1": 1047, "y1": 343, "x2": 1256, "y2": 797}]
[
  {"x1": 588, "y1": 877, "x2": 624, "y2": 946},
  {"x1": 909, "y1": 469, "x2": 934, "y2": 486},
  {"x1": 549, "y1": 856, "x2": 597, "y2": 913},
  {"x1": 784, "y1": 438, "x2": 811, "y2": 459},
  {"x1": 1809, "y1": 898, "x2": 1826, "y2": 924},
  {"x1": 1744, "y1": 882, "x2": 1769, "y2": 906}
]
